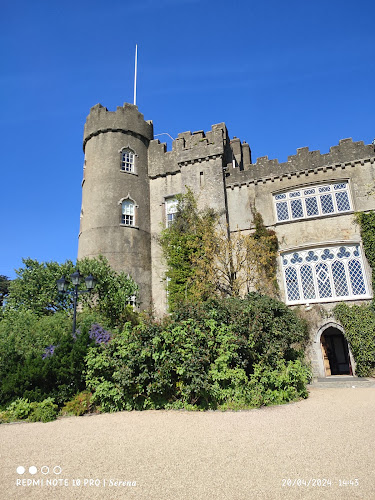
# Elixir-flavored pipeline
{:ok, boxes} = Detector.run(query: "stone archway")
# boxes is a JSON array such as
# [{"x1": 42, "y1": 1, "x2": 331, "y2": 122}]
[
  {"x1": 310, "y1": 321, "x2": 356, "y2": 378},
  {"x1": 320, "y1": 326, "x2": 352, "y2": 376}
]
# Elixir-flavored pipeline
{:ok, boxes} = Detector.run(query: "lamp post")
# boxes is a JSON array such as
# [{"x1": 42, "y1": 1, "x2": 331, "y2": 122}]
[{"x1": 57, "y1": 271, "x2": 96, "y2": 335}]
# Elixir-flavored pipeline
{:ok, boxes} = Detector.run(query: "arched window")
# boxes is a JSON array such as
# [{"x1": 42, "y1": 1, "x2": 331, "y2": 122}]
[
  {"x1": 121, "y1": 149, "x2": 135, "y2": 173},
  {"x1": 281, "y1": 244, "x2": 370, "y2": 304},
  {"x1": 121, "y1": 200, "x2": 135, "y2": 226}
]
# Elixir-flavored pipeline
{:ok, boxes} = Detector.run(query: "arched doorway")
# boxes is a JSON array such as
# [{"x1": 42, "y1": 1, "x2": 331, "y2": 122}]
[{"x1": 320, "y1": 327, "x2": 352, "y2": 376}]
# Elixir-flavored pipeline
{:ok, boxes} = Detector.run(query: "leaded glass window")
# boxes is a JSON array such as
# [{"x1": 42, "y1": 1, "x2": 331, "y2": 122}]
[
  {"x1": 274, "y1": 182, "x2": 352, "y2": 222},
  {"x1": 281, "y1": 245, "x2": 370, "y2": 304}
]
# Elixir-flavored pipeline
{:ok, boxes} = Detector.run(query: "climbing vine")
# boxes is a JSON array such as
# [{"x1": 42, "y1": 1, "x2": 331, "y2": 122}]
[
  {"x1": 355, "y1": 211, "x2": 375, "y2": 298},
  {"x1": 333, "y1": 210, "x2": 375, "y2": 377},
  {"x1": 160, "y1": 191, "x2": 279, "y2": 311},
  {"x1": 334, "y1": 303, "x2": 375, "y2": 377}
]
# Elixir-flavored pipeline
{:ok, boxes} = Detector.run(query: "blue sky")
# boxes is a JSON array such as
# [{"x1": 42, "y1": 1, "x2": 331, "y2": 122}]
[{"x1": 1, "y1": 0, "x2": 374, "y2": 279}]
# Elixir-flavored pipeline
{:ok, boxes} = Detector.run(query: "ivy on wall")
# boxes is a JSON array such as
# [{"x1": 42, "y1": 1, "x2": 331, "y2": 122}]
[
  {"x1": 334, "y1": 303, "x2": 375, "y2": 377},
  {"x1": 333, "y1": 210, "x2": 375, "y2": 377},
  {"x1": 160, "y1": 191, "x2": 279, "y2": 311},
  {"x1": 355, "y1": 211, "x2": 375, "y2": 297}
]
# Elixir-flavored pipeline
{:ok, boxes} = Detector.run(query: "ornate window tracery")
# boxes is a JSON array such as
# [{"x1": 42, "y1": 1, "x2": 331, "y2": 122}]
[{"x1": 281, "y1": 244, "x2": 370, "y2": 304}]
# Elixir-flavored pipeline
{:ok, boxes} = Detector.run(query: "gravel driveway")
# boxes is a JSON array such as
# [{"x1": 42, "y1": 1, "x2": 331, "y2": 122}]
[{"x1": 1, "y1": 385, "x2": 374, "y2": 500}]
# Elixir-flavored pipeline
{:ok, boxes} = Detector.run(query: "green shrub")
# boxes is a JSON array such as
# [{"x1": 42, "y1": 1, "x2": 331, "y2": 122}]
[
  {"x1": 1, "y1": 397, "x2": 58, "y2": 423},
  {"x1": 248, "y1": 360, "x2": 310, "y2": 407},
  {"x1": 29, "y1": 398, "x2": 58, "y2": 422},
  {"x1": 5, "y1": 398, "x2": 33, "y2": 420},
  {"x1": 60, "y1": 391, "x2": 93, "y2": 416},
  {"x1": 86, "y1": 295, "x2": 310, "y2": 411},
  {"x1": 0, "y1": 312, "x2": 114, "y2": 407}
]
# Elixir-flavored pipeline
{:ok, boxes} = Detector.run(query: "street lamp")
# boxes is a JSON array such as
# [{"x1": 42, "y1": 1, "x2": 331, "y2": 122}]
[{"x1": 57, "y1": 271, "x2": 96, "y2": 335}]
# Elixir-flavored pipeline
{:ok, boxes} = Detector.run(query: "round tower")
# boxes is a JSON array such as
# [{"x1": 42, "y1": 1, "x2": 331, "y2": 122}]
[{"x1": 78, "y1": 103, "x2": 154, "y2": 309}]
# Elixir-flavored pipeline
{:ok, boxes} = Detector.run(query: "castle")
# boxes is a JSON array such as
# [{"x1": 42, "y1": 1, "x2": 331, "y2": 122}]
[{"x1": 78, "y1": 102, "x2": 375, "y2": 378}]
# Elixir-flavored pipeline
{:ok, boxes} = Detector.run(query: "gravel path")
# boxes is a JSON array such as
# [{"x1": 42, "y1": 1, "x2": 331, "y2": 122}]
[{"x1": 1, "y1": 386, "x2": 374, "y2": 500}]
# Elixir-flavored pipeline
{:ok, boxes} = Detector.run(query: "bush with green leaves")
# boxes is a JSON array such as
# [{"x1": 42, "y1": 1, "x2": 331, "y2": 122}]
[
  {"x1": 248, "y1": 360, "x2": 310, "y2": 407},
  {"x1": 60, "y1": 391, "x2": 94, "y2": 416},
  {"x1": 0, "y1": 311, "x2": 114, "y2": 408},
  {"x1": 0, "y1": 397, "x2": 58, "y2": 423},
  {"x1": 85, "y1": 294, "x2": 310, "y2": 411},
  {"x1": 5, "y1": 255, "x2": 138, "y2": 328}
]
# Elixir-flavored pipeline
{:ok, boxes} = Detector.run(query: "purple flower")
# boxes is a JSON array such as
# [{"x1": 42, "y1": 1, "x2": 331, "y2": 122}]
[
  {"x1": 72, "y1": 329, "x2": 81, "y2": 341},
  {"x1": 42, "y1": 345, "x2": 56, "y2": 359},
  {"x1": 89, "y1": 323, "x2": 111, "y2": 345}
]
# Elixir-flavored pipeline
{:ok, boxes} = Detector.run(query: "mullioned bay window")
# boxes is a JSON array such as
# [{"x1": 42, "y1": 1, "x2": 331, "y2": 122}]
[{"x1": 281, "y1": 244, "x2": 371, "y2": 305}]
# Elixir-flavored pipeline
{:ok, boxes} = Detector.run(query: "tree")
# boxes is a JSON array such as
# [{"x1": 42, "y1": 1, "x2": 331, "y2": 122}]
[
  {"x1": 5, "y1": 256, "x2": 137, "y2": 327},
  {"x1": 160, "y1": 191, "x2": 279, "y2": 311},
  {"x1": 0, "y1": 275, "x2": 10, "y2": 308}
]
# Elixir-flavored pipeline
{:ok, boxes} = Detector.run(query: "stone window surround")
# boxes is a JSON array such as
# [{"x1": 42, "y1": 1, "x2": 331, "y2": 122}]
[
  {"x1": 119, "y1": 195, "x2": 139, "y2": 229},
  {"x1": 119, "y1": 146, "x2": 138, "y2": 175}
]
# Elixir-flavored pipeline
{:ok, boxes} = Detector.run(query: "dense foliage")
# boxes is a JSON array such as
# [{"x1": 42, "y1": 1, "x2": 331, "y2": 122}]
[
  {"x1": 334, "y1": 303, "x2": 375, "y2": 377},
  {"x1": 0, "y1": 311, "x2": 112, "y2": 407},
  {"x1": 160, "y1": 191, "x2": 279, "y2": 312},
  {"x1": 0, "y1": 397, "x2": 58, "y2": 423},
  {"x1": 5, "y1": 256, "x2": 137, "y2": 327},
  {"x1": 0, "y1": 255, "x2": 133, "y2": 413},
  {"x1": 85, "y1": 295, "x2": 310, "y2": 411},
  {"x1": 355, "y1": 211, "x2": 375, "y2": 299},
  {"x1": 0, "y1": 219, "x2": 311, "y2": 420},
  {"x1": 0, "y1": 275, "x2": 10, "y2": 309},
  {"x1": 159, "y1": 190, "x2": 219, "y2": 310},
  {"x1": 331, "y1": 211, "x2": 375, "y2": 377}
]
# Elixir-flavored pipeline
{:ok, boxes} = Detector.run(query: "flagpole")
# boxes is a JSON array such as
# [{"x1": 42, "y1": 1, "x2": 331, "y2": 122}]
[{"x1": 134, "y1": 44, "x2": 138, "y2": 106}]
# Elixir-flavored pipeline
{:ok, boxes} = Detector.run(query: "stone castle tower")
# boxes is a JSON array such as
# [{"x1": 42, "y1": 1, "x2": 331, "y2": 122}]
[{"x1": 78, "y1": 103, "x2": 154, "y2": 308}]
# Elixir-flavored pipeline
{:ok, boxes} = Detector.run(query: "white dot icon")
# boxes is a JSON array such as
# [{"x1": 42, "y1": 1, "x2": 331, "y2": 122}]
[
  {"x1": 53, "y1": 466, "x2": 62, "y2": 475},
  {"x1": 16, "y1": 466, "x2": 25, "y2": 475},
  {"x1": 29, "y1": 466, "x2": 37, "y2": 475},
  {"x1": 41, "y1": 466, "x2": 49, "y2": 475}
]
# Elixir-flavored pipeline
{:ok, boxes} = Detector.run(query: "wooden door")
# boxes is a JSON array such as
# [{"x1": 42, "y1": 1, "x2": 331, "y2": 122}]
[{"x1": 321, "y1": 336, "x2": 331, "y2": 376}]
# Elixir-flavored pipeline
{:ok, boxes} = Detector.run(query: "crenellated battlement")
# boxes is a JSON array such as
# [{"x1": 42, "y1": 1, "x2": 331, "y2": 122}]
[
  {"x1": 83, "y1": 103, "x2": 153, "y2": 151},
  {"x1": 226, "y1": 138, "x2": 375, "y2": 186},
  {"x1": 148, "y1": 123, "x2": 229, "y2": 178}
]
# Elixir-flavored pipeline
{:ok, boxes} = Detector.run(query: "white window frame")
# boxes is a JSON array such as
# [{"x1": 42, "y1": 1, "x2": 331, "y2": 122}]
[
  {"x1": 121, "y1": 200, "x2": 135, "y2": 226},
  {"x1": 120, "y1": 149, "x2": 135, "y2": 173},
  {"x1": 281, "y1": 244, "x2": 371, "y2": 305},
  {"x1": 273, "y1": 182, "x2": 353, "y2": 223},
  {"x1": 165, "y1": 198, "x2": 178, "y2": 228}
]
